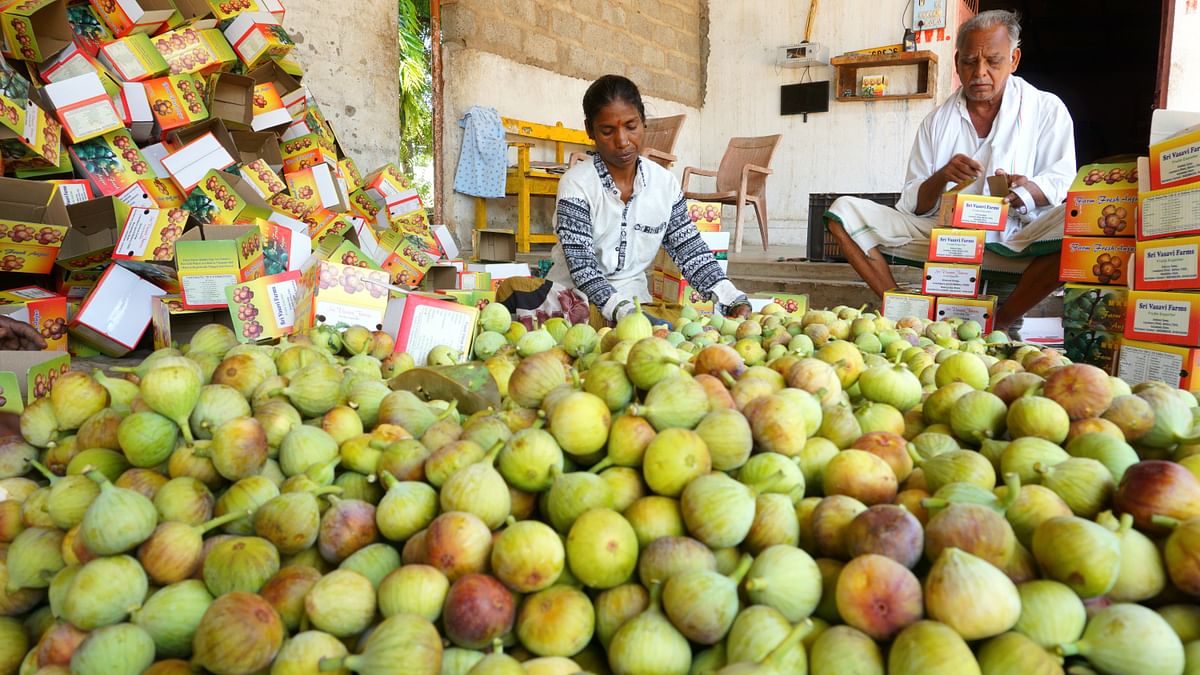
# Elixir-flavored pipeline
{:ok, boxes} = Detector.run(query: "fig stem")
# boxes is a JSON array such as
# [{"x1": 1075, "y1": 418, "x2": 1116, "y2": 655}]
[
  {"x1": 197, "y1": 509, "x2": 253, "y2": 534},
  {"x1": 83, "y1": 469, "x2": 108, "y2": 486},
  {"x1": 1056, "y1": 642, "x2": 1083, "y2": 658},
  {"x1": 1118, "y1": 512, "x2": 1134, "y2": 533},
  {"x1": 744, "y1": 578, "x2": 768, "y2": 591},
  {"x1": 998, "y1": 472, "x2": 1021, "y2": 511},
  {"x1": 1151, "y1": 514, "x2": 1182, "y2": 530},
  {"x1": 379, "y1": 470, "x2": 399, "y2": 490},
  {"x1": 27, "y1": 459, "x2": 57, "y2": 483},
  {"x1": 483, "y1": 440, "x2": 505, "y2": 465},
  {"x1": 589, "y1": 457, "x2": 614, "y2": 475},
  {"x1": 728, "y1": 553, "x2": 754, "y2": 584},
  {"x1": 764, "y1": 618, "x2": 814, "y2": 668},
  {"x1": 921, "y1": 498, "x2": 948, "y2": 510},
  {"x1": 317, "y1": 656, "x2": 344, "y2": 672}
]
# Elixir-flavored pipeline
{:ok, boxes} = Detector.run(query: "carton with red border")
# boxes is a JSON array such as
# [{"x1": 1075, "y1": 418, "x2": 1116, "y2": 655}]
[
  {"x1": 88, "y1": 0, "x2": 175, "y2": 37},
  {"x1": 1064, "y1": 162, "x2": 1138, "y2": 237},
  {"x1": 97, "y1": 32, "x2": 168, "y2": 81},
  {"x1": 181, "y1": 168, "x2": 270, "y2": 225},
  {"x1": 224, "y1": 268, "x2": 300, "y2": 342},
  {"x1": 393, "y1": 293, "x2": 479, "y2": 366},
  {"x1": 0, "y1": 176, "x2": 71, "y2": 274},
  {"x1": 0, "y1": 285, "x2": 67, "y2": 350},
  {"x1": 0, "y1": 64, "x2": 63, "y2": 171},
  {"x1": 934, "y1": 294, "x2": 997, "y2": 334},
  {"x1": 142, "y1": 73, "x2": 208, "y2": 136},
  {"x1": 247, "y1": 60, "x2": 303, "y2": 117},
  {"x1": 285, "y1": 162, "x2": 347, "y2": 212},
  {"x1": 1064, "y1": 284, "x2": 1128, "y2": 333},
  {"x1": 110, "y1": 199, "x2": 195, "y2": 266},
  {"x1": 69, "y1": 262, "x2": 166, "y2": 355},
  {"x1": 937, "y1": 189, "x2": 1009, "y2": 231},
  {"x1": 249, "y1": 81, "x2": 289, "y2": 131},
  {"x1": 1124, "y1": 290, "x2": 1200, "y2": 348},
  {"x1": 279, "y1": 132, "x2": 335, "y2": 174},
  {"x1": 1149, "y1": 125, "x2": 1200, "y2": 192},
  {"x1": 150, "y1": 26, "x2": 235, "y2": 75},
  {"x1": 258, "y1": 217, "x2": 309, "y2": 275},
  {"x1": 1, "y1": 0, "x2": 72, "y2": 63},
  {"x1": 1138, "y1": 153, "x2": 1200, "y2": 241},
  {"x1": 238, "y1": 157, "x2": 285, "y2": 198},
  {"x1": 222, "y1": 11, "x2": 291, "y2": 69},
  {"x1": 921, "y1": 262, "x2": 981, "y2": 297},
  {"x1": 927, "y1": 227, "x2": 985, "y2": 264},
  {"x1": 1118, "y1": 337, "x2": 1200, "y2": 390},
  {"x1": 68, "y1": 127, "x2": 155, "y2": 195},
  {"x1": 161, "y1": 131, "x2": 235, "y2": 192},
  {"x1": 38, "y1": 42, "x2": 103, "y2": 83},
  {"x1": 882, "y1": 290, "x2": 935, "y2": 321},
  {"x1": 48, "y1": 178, "x2": 92, "y2": 205},
  {"x1": 52, "y1": 244, "x2": 111, "y2": 298},
  {"x1": 1134, "y1": 236, "x2": 1200, "y2": 291},
  {"x1": 41, "y1": 71, "x2": 126, "y2": 144},
  {"x1": 1065, "y1": 326, "x2": 1120, "y2": 374},
  {"x1": 1059, "y1": 237, "x2": 1135, "y2": 286}
]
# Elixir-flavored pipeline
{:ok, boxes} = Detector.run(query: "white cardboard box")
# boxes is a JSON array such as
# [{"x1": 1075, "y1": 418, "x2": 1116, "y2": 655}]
[
  {"x1": 39, "y1": 43, "x2": 100, "y2": 84},
  {"x1": 42, "y1": 72, "x2": 124, "y2": 142},
  {"x1": 119, "y1": 83, "x2": 154, "y2": 143},
  {"x1": 68, "y1": 263, "x2": 165, "y2": 356}
]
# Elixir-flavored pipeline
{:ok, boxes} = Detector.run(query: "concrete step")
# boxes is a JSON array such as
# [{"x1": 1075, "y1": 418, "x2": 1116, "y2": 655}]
[{"x1": 726, "y1": 260, "x2": 923, "y2": 283}]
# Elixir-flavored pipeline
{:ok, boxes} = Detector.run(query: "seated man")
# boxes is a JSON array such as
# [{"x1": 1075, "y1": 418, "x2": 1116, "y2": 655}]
[{"x1": 825, "y1": 9, "x2": 1076, "y2": 333}]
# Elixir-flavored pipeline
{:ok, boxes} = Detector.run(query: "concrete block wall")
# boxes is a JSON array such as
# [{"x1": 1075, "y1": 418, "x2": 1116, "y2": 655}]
[
  {"x1": 441, "y1": 0, "x2": 707, "y2": 108},
  {"x1": 282, "y1": 0, "x2": 400, "y2": 173}
]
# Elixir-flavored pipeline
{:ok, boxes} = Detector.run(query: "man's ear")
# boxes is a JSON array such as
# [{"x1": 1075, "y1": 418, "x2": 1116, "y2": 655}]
[{"x1": 1010, "y1": 47, "x2": 1022, "y2": 73}]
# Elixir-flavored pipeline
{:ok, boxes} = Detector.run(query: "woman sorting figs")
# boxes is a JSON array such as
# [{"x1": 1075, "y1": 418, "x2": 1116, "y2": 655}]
[{"x1": 497, "y1": 75, "x2": 751, "y2": 328}]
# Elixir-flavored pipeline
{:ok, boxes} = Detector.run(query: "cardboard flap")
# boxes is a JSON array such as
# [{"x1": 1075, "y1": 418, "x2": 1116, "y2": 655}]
[
  {"x1": 207, "y1": 72, "x2": 254, "y2": 128},
  {"x1": 230, "y1": 130, "x2": 284, "y2": 168},
  {"x1": 65, "y1": 196, "x2": 123, "y2": 235},
  {"x1": 167, "y1": 117, "x2": 237, "y2": 158}
]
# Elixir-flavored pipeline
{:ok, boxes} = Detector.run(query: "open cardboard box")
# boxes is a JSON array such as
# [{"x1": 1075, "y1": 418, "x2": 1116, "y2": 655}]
[
  {"x1": 149, "y1": 294, "x2": 234, "y2": 349},
  {"x1": 473, "y1": 229, "x2": 516, "y2": 263},
  {"x1": 0, "y1": 176, "x2": 72, "y2": 274},
  {"x1": 1, "y1": 0, "x2": 73, "y2": 64},
  {"x1": 206, "y1": 72, "x2": 254, "y2": 130},
  {"x1": 0, "y1": 286, "x2": 68, "y2": 351},
  {"x1": 230, "y1": 130, "x2": 283, "y2": 170},
  {"x1": 182, "y1": 168, "x2": 272, "y2": 225},
  {"x1": 53, "y1": 245, "x2": 112, "y2": 299},
  {"x1": 222, "y1": 11, "x2": 293, "y2": 69},
  {"x1": 175, "y1": 223, "x2": 264, "y2": 309},
  {"x1": 162, "y1": 130, "x2": 236, "y2": 192},
  {"x1": 69, "y1": 260, "x2": 166, "y2": 356},
  {"x1": 39, "y1": 42, "x2": 104, "y2": 83},
  {"x1": 285, "y1": 162, "x2": 347, "y2": 212},
  {"x1": 248, "y1": 59, "x2": 304, "y2": 117},
  {"x1": 143, "y1": 73, "x2": 209, "y2": 137},
  {"x1": 249, "y1": 81, "x2": 292, "y2": 132},
  {"x1": 89, "y1": 0, "x2": 177, "y2": 37}
]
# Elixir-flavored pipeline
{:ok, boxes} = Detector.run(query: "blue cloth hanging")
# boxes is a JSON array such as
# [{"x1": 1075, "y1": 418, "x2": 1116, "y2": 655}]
[{"x1": 454, "y1": 106, "x2": 507, "y2": 199}]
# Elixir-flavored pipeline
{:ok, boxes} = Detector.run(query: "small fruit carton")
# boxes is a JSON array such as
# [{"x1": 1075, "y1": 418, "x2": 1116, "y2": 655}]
[
  {"x1": 394, "y1": 292, "x2": 480, "y2": 366},
  {"x1": 921, "y1": 262, "x2": 981, "y2": 298},
  {"x1": 1, "y1": 0, "x2": 72, "y2": 63},
  {"x1": 437, "y1": 289, "x2": 495, "y2": 311},
  {"x1": 1148, "y1": 124, "x2": 1200, "y2": 192},
  {"x1": 47, "y1": 178, "x2": 94, "y2": 205},
  {"x1": 882, "y1": 290, "x2": 935, "y2": 321},
  {"x1": 66, "y1": 3, "x2": 113, "y2": 56},
  {"x1": 339, "y1": 157, "x2": 363, "y2": 193},
  {"x1": 174, "y1": 223, "x2": 264, "y2": 309},
  {"x1": 150, "y1": 26, "x2": 236, "y2": 76},
  {"x1": 937, "y1": 188, "x2": 1009, "y2": 231},
  {"x1": 53, "y1": 245, "x2": 112, "y2": 298},
  {"x1": 294, "y1": 256, "x2": 391, "y2": 332},
  {"x1": 1058, "y1": 237, "x2": 1135, "y2": 286},
  {"x1": 109, "y1": 200, "x2": 196, "y2": 274},
  {"x1": 142, "y1": 73, "x2": 209, "y2": 137},
  {"x1": 88, "y1": 0, "x2": 176, "y2": 38},
  {"x1": 222, "y1": 10, "x2": 292, "y2": 69},
  {"x1": 249, "y1": 81, "x2": 290, "y2": 131},
  {"x1": 97, "y1": 32, "x2": 169, "y2": 81},
  {"x1": 1117, "y1": 337, "x2": 1200, "y2": 390},
  {"x1": 69, "y1": 262, "x2": 166, "y2": 356},
  {"x1": 258, "y1": 217, "x2": 310, "y2": 275},
  {"x1": 224, "y1": 268, "x2": 301, "y2": 342},
  {"x1": 358, "y1": 163, "x2": 422, "y2": 218},
  {"x1": 0, "y1": 176, "x2": 72, "y2": 274},
  {"x1": 285, "y1": 162, "x2": 348, "y2": 213},
  {"x1": 181, "y1": 168, "x2": 271, "y2": 225},
  {"x1": 246, "y1": 59, "x2": 304, "y2": 118},
  {"x1": 279, "y1": 132, "x2": 336, "y2": 174},
  {"x1": 934, "y1": 295, "x2": 997, "y2": 335},
  {"x1": 1124, "y1": 289, "x2": 1200, "y2": 348},
  {"x1": 0, "y1": 350, "x2": 69, "y2": 413},
  {"x1": 204, "y1": 72, "x2": 254, "y2": 130},
  {"x1": 1064, "y1": 326, "x2": 1120, "y2": 374},
  {"x1": 1137, "y1": 163, "x2": 1200, "y2": 241},
  {"x1": 660, "y1": 274, "x2": 713, "y2": 312},
  {"x1": 68, "y1": 128, "x2": 157, "y2": 196},
  {"x1": 0, "y1": 67, "x2": 64, "y2": 172},
  {"x1": 238, "y1": 157, "x2": 287, "y2": 198},
  {"x1": 39, "y1": 42, "x2": 105, "y2": 84},
  {"x1": 927, "y1": 227, "x2": 985, "y2": 264},
  {"x1": 1134, "y1": 235, "x2": 1200, "y2": 291},
  {"x1": 0, "y1": 286, "x2": 68, "y2": 350},
  {"x1": 1063, "y1": 284, "x2": 1128, "y2": 332},
  {"x1": 161, "y1": 132, "x2": 237, "y2": 194},
  {"x1": 1064, "y1": 162, "x2": 1138, "y2": 237}
]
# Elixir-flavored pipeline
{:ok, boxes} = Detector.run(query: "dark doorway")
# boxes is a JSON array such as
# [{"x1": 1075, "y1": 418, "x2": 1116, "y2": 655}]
[{"x1": 977, "y1": 1, "x2": 1163, "y2": 164}]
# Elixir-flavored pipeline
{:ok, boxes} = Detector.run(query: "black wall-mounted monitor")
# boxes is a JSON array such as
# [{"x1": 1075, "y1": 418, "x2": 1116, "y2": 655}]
[{"x1": 781, "y1": 81, "x2": 830, "y2": 116}]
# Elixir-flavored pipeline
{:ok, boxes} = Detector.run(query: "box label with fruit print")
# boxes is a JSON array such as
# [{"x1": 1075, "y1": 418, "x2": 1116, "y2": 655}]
[
  {"x1": 1058, "y1": 237, "x2": 1134, "y2": 286},
  {"x1": 0, "y1": 221, "x2": 68, "y2": 274},
  {"x1": 68, "y1": 128, "x2": 154, "y2": 196},
  {"x1": 295, "y1": 257, "x2": 390, "y2": 333},
  {"x1": 1063, "y1": 284, "x2": 1128, "y2": 333},
  {"x1": 0, "y1": 94, "x2": 63, "y2": 172},
  {"x1": 225, "y1": 269, "x2": 299, "y2": 342},
  {"x1": 111, "y1": 204, "x2": 188, "y2": 262},
  {"x1": 1065, "y1": 327, "x2": 1120, "y2": 374},
  {"x1": 1136, "y1": 236, "x2": 1200, "y2": 291},
  {"x1": 1065, "y1": 163, "x2": 1138, "y2": 237},
  {"x1": 686, "y1": 200, "x2": 721, "y2": 232}
]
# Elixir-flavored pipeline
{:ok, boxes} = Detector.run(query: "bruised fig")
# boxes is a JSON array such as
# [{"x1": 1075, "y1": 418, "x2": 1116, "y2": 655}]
[
  {"x1": 845, "y1": 504, "x2": 924, "y2": 568},
  {"x1": 1115, "y1": 460, "x2": 1200, "y2": 535},
  {"x1": 192, "y1": 592, "x2": 285, "y2": 675},
  {"x1": 1102, "y1": 395, "x2": 1155, "y2": 443},
  {"x1": 443, "y1": 573, "x2": 515, "y2": 649},
  {"x1": 318, "y1": 498, "x2": 377, "y2": 563},
  {"x1": 491, "y1": 519, "x2": 564, "y2": 593},
  {"x1": 259, "y1": 565, "x2": 322, "y2": 632},
  {"x1": 425, "y1": 511, "x2": 492, "y2": 581},
  {"x1": 202, "y1": 536, "x2": 280, "y2": 595},
  {"x1": 836, "y1": 553, "x2": 924, "y2": 640}
]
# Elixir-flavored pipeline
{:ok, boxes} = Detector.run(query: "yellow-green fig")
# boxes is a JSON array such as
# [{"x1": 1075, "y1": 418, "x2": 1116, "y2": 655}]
[
  {"x1": 305, "y1": 569, "x2": 376, "y2": 638},
  {"x1": 977, "y1": 631, "x2": 1064, "y2": 675},
  {"x1": 192, "y1": 591, "x2": 285, "y2": 675},
  {"x1": 608, "y1": 582, "x2": 691, "y2": 675},
  {"x1": 272, "y1": 630, "x2": 349, "y2": 675},
  {"x1": 809, "y1": 625, "x2": 883, "y2": 675},
  {"x1": 744, "y1": 544, "x2": 822, "y2": 622},
  {"x1": 378, "y1": 564, "x2": 448, "y2": 621},
  {"x1": 1014, "y1": 579, "x2": 1086, "y2": 648},
  {"x1": 925, "y1": 547, "x2": 1020, "y2": 640},
  {"x1": 888, "y1": 620, "x2": 981, "y2": 675},
  {"x1": 1058, "y1": 604, "x2": 1184, "y2": 675},
  {"x1": 140, "y1": 363, "x2": 201, "y2": 443},
  {"x1": 1032, "y1": 516, "x2": 1120, "y2": 598},
  {"x1": 516, "y1": 585, "x2": 594, "y2": 657},
  {"x1": 566, "y1": 508, "x2": 637, "y2": 590}
]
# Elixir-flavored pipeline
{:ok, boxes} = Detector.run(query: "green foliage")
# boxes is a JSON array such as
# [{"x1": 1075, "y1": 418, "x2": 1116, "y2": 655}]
[{"x1": 399, "y1": 0, "x2": 432, "y2": 202}]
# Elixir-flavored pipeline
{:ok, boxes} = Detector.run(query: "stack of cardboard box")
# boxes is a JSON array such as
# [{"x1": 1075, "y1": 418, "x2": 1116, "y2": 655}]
[
  {"x1": 881, "y1": 184, "x2": 1002, "y2": 332},
  {"x1": 649, "y1": 200, "x2": 728, "y2": 312},
  {"x1": 0, "y1": 0, "x2": 457, "y2": 410},
  {"x1": 1118, "y1": 120, "x2": 1200, "y2": 389},
  {"x1": 1059, "y1": 162, "x2": 1138, "y2": 372}
]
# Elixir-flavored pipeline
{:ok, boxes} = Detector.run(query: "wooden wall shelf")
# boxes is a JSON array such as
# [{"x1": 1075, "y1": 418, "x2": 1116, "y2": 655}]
[{"x1": 830, "y1": 50, "x2": 938, "y2": 102}]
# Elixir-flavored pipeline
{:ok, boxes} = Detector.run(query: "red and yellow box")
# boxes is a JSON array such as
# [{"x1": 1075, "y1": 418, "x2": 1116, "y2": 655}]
[
  {"x1": 938, "y1": 192, "x2": 1009, "y2": 231},
  {"x1": 53, "y1": 246, "x2": 112, "y2": 298},
  {"x1": 1118, "y1": 337, "x2": 1200, "y2": 390},
  {"x1": 222, "y1": 11, "x2": 293, "y2": 69},
  {"x1": 88, "y1": 0, "x2": 175, "y2": 37},
  {"x1": 150, "y1": 26, "x2": 236, "y2": 76},
  {"x1": 882, "y1": 290, "x2": 935, "y2": 321},
  {"x1": 238, "y1": 158, "x2": 286, "y2": 198},
  {"x1": 0, "y1": 177, "x2": 71, "y2": 274},
  {"x1": 921, "y1": 262, "x2": 981, "y2": 297},
  {"x1": 110, "y1": 201, "x2": 193, "y2": 264},
  {"x1": 1, "y1": 0, "x2": 72, "y2": 63},
  {"x1": 97, "y1": 32, "x2": 168, "y2": 81},
  {"x1": 659, "y1": 274, "x2": 713, "y2": 312},
  {"x1": 183, "y1": 169, "x2": 270, "y2": 225},
  {"x1": 1138, "y1": 180, "x2": 1200, "y2": 242},
  {"x1": 928, "y1": 227, "x2": 985, "y2": 264},
  {"x1": 0, "y1": 92, "x2": 64, "y2": 172},
  {"x1": 143, "y1": 74, "x2": 209, "y2": 135},
  {"x1": 0, "y1": 286, "x2": 68, "y2": 350},
  {"x1": 1124, "y1": 290, "x2": 1200, "y2": 347},
  {"x1": 934, "y1": 294, "x2": 997, "y2": 334},
  {"x1": 1059, "y1": 237, "x2": 1135, "y2": 286},
  {"x1": 1064, "y1": 326, "x2": 1120, "y2": 374},
  {"x1": 294, "y1": 256, "x2": 390, "y2": 332},
  {"x1": 1135, "y1": 235, "x2": 1200, "y2": 291},
  {"x1": 280, "y1": 132, "x2": 336, "y2": 174},
  {"x1": 1064, "y1": 284, "x2": 1128, "y2": 333},
  {"x1": 1064, "y1": 162, "x2": 1138, "y2": 237},
  {"x1": 1149, "y1": 126, "x2": 1200, "y2": 192},
  {"x1": 67, "y1": 128, "x2": 153, "y2": 196}
]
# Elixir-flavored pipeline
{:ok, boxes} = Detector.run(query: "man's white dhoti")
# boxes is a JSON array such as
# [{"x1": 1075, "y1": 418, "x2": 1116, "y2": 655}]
[{"x1": 827, "y1": 196, "x2": 1064, "y2": 275}]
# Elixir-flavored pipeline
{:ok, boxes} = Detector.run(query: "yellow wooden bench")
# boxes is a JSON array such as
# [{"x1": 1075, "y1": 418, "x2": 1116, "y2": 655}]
[{"x1": 474, "y1": 117, "x2": 594, "y2": 253}]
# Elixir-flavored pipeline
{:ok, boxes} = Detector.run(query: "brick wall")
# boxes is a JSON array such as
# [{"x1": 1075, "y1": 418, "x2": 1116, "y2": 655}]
[{"x1": 442, "y1": 0, "x2": 708, "y2": 107}]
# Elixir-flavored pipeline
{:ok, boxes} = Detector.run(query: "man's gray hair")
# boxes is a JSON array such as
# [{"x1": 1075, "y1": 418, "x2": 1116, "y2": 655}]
[{"x1": 957, "y1": 10, "x2": 1021, "y2": 52}]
